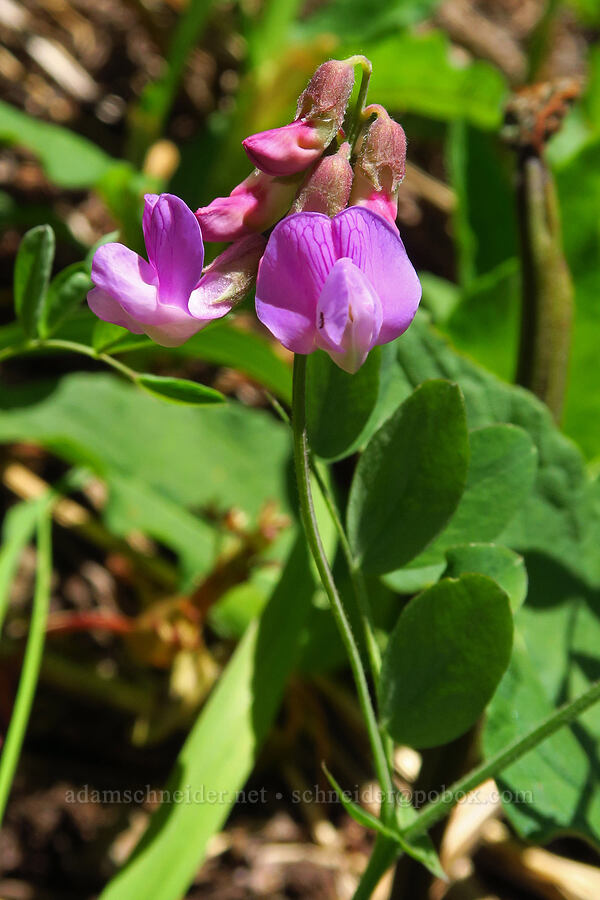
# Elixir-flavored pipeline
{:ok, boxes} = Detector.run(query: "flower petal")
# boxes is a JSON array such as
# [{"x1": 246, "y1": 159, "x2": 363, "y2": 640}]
[
  {"x1": 143, "y1": 318, "x2": 206, "y2": 347},
  {"x1": 189, "y1": 234, "x2": 265, "y2": 320},
  {"x1": 91, "y1": 242, "x2": 158, "y2": 320},
  {"x1": 142, "y1": 193, "x2": 160, "y2": 253},
  {"x1": 316, "y1": 258, "x2": 382, "y2": 373},
  {"x1": 332, "y1": 207, "x2": 421, "y2": 344},
  {"x1": 255, "y1": 212, "x2": 336, "y2": 353},
  {"x1": 242, "y1": 121, "x2": 324, "y2": 177},
  {"x1": 87, "y1": 287, "x2": 145, "y2": 333},
  {"x1": 146, "y1": 194, "x2": 204, "y2": 306}
]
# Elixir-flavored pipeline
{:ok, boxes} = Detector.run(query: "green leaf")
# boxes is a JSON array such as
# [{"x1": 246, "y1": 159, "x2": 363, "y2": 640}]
[
  {"x1": 347, "y1": 379, "x2": 469, "y2": 574},
  {"x1": 381, "y1": 574, "x2": 513, "y2": 749},
  {"x1": 179, "y1": 320, "x2": 292, "y2": 403},
  {"x1": 307, "y1": 348, "x2": 380, "y2": 460},
  {"x1": 392, "y1": 313, "x2": 600, "y2": 588},
  {"x1": 0, "y1": 100, "x2": 120, "y2": 189},
  {"x1": 445, "y1": 544, "x2": 527, "y2": 613},
  {"x1": 39, "y1": 263, "x2": 91, "y2": 338},
  {"x1": 0, "y1": 373, "x2": 292, "y2": 581},
  {"x1": 299, "y1": 0, "x2": 439, "y2": 42},
  {"x1": 365, "y1": 31, "x2": 508, "y2": 130},
  {"x1": 408, "y1": 423, "x2": 538, "y2": 570},
  {"x1": 137, "y1": 374, "x2": 225, "y2": 406},
  {"x1": 14, "y1": 225, "x2": 55, "y2": 337},
  {"x1": 99, "y1": 538, "x2": 313, "y2": 900},
  {"x1": 92, "y1": 320, "x2": 132, "y2": 353},
  {"x1": 103, "y1": 473, "x2": 216, "y2": 590}
]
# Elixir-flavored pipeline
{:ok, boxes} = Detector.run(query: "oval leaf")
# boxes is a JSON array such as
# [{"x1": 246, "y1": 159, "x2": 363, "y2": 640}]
[
  {"x1": 380, "y1": 573, "x2": 513, "y2": 748},
  {"x1": 445, "y1": 543, "x2": 527, "y2": 612},
  {"x1": 307, "y1": 348, "x2": 380, "y2": 460},
  {"x1": 39, "y1": 263, "x2": 91, "y2": 338},
  {"x1": 137, "y1": 374, "x2": 225, "y2": 406},
  {"x1": 347, "y1": 379, "x2": 469, "y2": 574},
  {"x1": 14, "y1": 224, "x2": 55, "y2": 337}
]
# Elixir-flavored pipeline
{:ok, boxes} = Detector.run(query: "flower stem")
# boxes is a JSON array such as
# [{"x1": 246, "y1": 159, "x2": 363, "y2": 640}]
[
  {"x1": 402, "y1": 678, "x2": 600, "y2": 840},
  {"x1": 310, "y1": 459, "x2": 382, "y2": 683},
  {"x1": 292, "y1": 354, "x2": 394, "y2": 822},
  {"x1": 0, "y1": 338, "x2": 143, "y2": 383}
]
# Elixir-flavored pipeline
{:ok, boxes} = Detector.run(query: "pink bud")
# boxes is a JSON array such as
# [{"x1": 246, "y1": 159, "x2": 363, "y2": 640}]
[
  {"x1": 195, "y1": 169, "x2": 300, "y2": 242},
  {"x1": 242, "y1": 59, "x2": 355, "y2": 177},
  {"x1": 242, "y1": 121, "x2": 324, "y2": 178},
  {"x1": 291, "y1": 143, "x2": 354, "y2": 216},
  {"x1": 349, "y1": 106, "x2": 406, "y2": 229}
]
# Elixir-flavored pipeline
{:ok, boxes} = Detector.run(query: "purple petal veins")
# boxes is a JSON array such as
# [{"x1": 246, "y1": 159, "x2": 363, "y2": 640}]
[{"x1": 255, "y1": 206, "x2": 421, "y2": 372}]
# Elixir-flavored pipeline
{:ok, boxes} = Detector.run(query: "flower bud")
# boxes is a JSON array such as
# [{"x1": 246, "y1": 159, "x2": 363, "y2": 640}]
[
  {"x1": 188, "y1": 234, "x2": 266, "y2": 319},
  {"x1": 242, "y1": 59, "x2": 355, "y2": 177},
  {"x1": 195, "y1": 169, "x2": 300, "y2": 242},
  {"x1": 291, "y1": 143, "x2": 353, "y2": 216},
  {"x1": 349, "y1": 105, "x2": 406, "y2": 228}
]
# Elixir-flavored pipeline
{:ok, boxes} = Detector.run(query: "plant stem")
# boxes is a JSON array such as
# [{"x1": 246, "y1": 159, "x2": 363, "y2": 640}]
[
  {"x1": 346, "y1": 55, "x2": 373, "y2": 147},
  {"x1": 310, "y1": 460, "x2": 382, "y2": 682},
  {"x1": 0, "y1": 338, "x2": 142, "y2": 383},
  {"x1": 291, "y1": 355, "x2": 394, "y2": 823},
  {"x1": 402, "y1": 678, "x2": 600, "y2": 840},
  {"x1": 0, "y1": 504, "x2": 53, "y2": 825},
  {"x1": 353, "y1": 834, "x2": 400, "y2": 900}
]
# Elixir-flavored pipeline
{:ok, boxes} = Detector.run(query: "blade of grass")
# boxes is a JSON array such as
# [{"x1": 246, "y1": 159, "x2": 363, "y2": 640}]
[
  {"x1": 0, "y1": 503, "x2": 53, "y2": 825},
  {"x1": 0, "y1": 499, "x2": 42, "y2": 632}
]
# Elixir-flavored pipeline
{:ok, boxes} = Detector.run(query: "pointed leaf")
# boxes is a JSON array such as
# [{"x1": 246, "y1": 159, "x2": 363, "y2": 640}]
[
  {"x1": 137, "y1": 374, "x2": 225, "y2": 406},
  {"x1": 14, "y1": 224, "x2": 55, "y2": 337}
]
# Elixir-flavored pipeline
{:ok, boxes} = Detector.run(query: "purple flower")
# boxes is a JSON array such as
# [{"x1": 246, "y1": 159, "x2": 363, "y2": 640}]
[
  {"x1": 88, "y1": 193, "x2": 265, "y2": 347},
  {"x1": 255, "y1": 207, "x2": 421, "y2": 373}
]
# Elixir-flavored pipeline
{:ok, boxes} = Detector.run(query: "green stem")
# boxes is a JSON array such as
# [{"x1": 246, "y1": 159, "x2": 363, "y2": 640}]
[
  {"x1": 403, "y1": 678, "x2": 600, "y2": 840},
  {"x1": 346, "y1": 56, "x2": 373, "y2": 147},
  {"x1": 0, "y1": 338, "x2": 141, "y2": 383},
  {"x1": 0, "y1": 505, "x2": 53, "y2": 825},
  {"x1": 311, "y1": 460, "x2": 382, "y2": 682},
  {"x1": 353, "y1": 834, "x2": 400, "y2": 900},
  {"x1": 292, "y1": 355, "x2": 394, "y2": 823}
]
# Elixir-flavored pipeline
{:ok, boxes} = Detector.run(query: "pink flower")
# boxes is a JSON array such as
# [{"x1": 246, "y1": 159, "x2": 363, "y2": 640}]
[
  {"x1": 88, "y1": 193, "x2": 265, "y2": 346},
  {"x1": 255, "y1": 207, "x2": 421, "y2": 373},
  {"x1": 242, "y1": 60, "x2": 355, "y2": 177},
  {"x1": 195, "y1": 170, "x2": 299, "y2": 243}
]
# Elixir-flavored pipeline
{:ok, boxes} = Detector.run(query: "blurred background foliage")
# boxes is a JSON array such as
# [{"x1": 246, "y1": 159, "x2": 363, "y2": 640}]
[{"x1": 2, "y1": 0, "x2": 600, "y2": 897}]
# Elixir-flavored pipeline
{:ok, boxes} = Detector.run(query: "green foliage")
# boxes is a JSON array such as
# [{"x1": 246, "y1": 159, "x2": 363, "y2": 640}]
[
  {"x1": 299, "y1": 0, "x2": 440, "y2": 42},
  {"x1": 14, "y1": 225, "x2": 55, "y2": 338},
  {"x1": 99, "y1": 538, "x2": 314, "y2": 900},
  {"x1": 39, "y1": 263, "x2": 91, "y2": 339},
  {"x1": 307, "y1": 348, "x2": 380, "y2": 460},
  {"x1": 445, "y1": 544, "x2": 527, "y2": 613},
  {"x1": 136, "y1": 373, "x2": 225, "y2": 406},
  {"x1": 0, "y1": 100, "x2": 120, "y2": 189},
  {"x1": 386, "y1": 421, "x2": 536, "y2": 592},
  {"x1": 381, "y1": 574, "x2": 513, "y2": 749},
  {"x1": 366, "y1": 31, "x2": 508, "y2": 130},
  {"x1": 393, "y1": 315, "x2": 600, "y2": 587},
  {"x1": 347, "y1": 379, "x2": 469, "y2": 574},
  {"x1": 0, "y1": 373, "x2": 291, "y2": 583}
]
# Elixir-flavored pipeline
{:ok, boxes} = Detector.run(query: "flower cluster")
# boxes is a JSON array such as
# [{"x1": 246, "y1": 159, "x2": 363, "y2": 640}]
[{"x1": 88, "y1": 57, "x2": 421, "y2": 373}]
